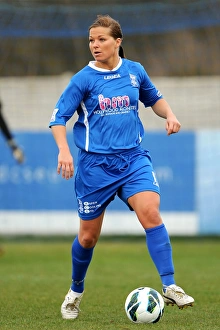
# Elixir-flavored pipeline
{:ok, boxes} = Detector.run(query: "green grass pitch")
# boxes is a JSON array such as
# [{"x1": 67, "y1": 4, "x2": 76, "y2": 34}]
[{"x1": 0, "y1": 236, "x2": 219, "y2": 330}]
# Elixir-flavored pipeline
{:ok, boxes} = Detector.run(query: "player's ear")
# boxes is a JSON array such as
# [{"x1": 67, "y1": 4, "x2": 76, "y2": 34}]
[{"x1": 116, "y1": 38, "x2": 122, "y2": 46}]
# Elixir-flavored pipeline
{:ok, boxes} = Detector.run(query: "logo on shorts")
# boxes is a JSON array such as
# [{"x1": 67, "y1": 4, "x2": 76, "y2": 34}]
[
  {"x1": 78, "y1": 200, "x2": 101, "y2": 214},
  {"x1": 78, "y1": 199, "x2": 84, "y2": 213},
  {"x1": 152, "y1": 171, "x2": 159, "y2": 187}
]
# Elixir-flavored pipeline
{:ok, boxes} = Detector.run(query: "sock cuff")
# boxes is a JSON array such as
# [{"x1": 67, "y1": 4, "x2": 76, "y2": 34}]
[
  {"x1": 72, "y1": 236, "x2": 94, "y2": 260},
  {"x1": 145, "y1": 223, "x2": 165, "y2": 234}
]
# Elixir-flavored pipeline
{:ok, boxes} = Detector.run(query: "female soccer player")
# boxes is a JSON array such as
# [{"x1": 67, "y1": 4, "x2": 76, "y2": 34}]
[{"x1": 49, "y1": 15, "x2": 194, "y2": 320}]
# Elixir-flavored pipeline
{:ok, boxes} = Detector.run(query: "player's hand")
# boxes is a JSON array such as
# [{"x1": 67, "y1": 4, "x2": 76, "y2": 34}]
[
  {"x1": 12, "y1": 146, "x2": 25, "y2": 164},
  {"x1": 57, "y1": 149, "x2": 74, "y2": 180},
  {"x1": 166, "y1": 114, "x2": 181, "y2": 135}
]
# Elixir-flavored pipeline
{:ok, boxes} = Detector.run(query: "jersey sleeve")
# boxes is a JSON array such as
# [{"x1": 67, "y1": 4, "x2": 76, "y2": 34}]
[
  {"x1": 49, "y1": 71, "x2": 87, "y2": 127},
  {"x1": 138, "y1": 64, "x2": 163, "y2": 107}
]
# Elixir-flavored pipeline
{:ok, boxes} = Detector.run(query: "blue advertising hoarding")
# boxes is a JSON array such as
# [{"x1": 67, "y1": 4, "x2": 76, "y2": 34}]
[
  {"x1": 0, "y1": 131, "x2": 195, "y2": 212},
  {"x1": 142, "y1": 131, "x2": 195, "y2": 211}
]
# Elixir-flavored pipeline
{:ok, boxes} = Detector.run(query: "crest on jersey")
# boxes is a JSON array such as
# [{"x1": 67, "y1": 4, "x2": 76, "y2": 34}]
[{"x1": 129, "y1": 74, "x2": 139, "y2": 87}]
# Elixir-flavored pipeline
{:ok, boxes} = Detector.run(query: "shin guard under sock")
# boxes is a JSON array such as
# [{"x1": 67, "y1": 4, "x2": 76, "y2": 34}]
[
  {"x1": 145, "y1": 224, "x2": 175, "y2": 286},
  {"x1": 71, "y1": 236, "x2": 94, "y2": 293}
]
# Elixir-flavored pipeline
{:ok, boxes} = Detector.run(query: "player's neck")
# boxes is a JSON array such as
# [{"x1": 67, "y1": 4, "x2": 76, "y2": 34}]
[{"x1": 95, "y1": 56, "x2": 120, "y2": 71}]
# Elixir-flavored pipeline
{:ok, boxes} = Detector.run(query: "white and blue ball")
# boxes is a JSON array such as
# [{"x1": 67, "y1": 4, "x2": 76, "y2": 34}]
[{"x1": 125, "y1": 287, "x2": 164, "y2": 324}]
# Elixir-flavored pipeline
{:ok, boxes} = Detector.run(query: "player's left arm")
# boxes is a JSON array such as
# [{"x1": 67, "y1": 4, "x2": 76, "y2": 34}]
[{"x1": 151, "y1": 99, "x2": 181, "y2": 135}]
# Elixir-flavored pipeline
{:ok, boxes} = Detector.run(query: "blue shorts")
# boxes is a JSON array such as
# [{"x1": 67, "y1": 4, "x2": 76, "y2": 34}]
[{"x1": 75, "y1": 146, "x2": 160, "y2": 220}]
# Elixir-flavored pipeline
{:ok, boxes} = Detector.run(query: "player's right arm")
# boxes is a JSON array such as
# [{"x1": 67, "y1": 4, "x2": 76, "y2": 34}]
[{"x1": 51, "y1": 125, "x2": 74, "y2": 180}]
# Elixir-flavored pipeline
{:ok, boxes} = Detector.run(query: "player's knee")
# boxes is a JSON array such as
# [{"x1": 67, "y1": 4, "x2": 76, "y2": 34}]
[
  {"x1": 79, "y1": 233, "x2": 98, "y2": 248},
  {"x1": 139, "y1": 206, "x2": 162, "y2": 227}
]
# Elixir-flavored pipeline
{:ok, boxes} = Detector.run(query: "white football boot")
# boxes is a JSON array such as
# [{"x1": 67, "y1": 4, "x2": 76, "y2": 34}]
[
  {"x1": 162, "y1": 284, "x2": 194, "y2": 309},
  {"x1": 61, "y1": 289, "x2": 84, "y2": 319}
]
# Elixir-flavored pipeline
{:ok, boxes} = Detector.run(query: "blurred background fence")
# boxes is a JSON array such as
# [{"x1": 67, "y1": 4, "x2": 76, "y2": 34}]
[{"x1": 0, "y1": 0, "x2": 220, "y2": 236}]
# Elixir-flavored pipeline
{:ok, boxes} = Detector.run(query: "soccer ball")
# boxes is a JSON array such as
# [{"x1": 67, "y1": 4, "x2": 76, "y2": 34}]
[{"x1": 125, "y1": 287, "x2": 164, "y2": 324}]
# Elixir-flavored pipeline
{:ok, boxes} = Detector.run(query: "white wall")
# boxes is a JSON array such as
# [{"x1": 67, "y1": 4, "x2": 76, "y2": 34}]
[{"x1": 0, "y1": 75, "x2": 219, "y2": 131}]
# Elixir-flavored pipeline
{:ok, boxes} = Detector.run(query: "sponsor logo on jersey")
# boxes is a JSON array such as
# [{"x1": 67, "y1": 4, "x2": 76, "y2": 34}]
[
  {"x1": 93, "y1": 94, "x2": 136, "y2": 116},
  {"x1": 104, "y1": 74, "x2": 121, "y2": 80},
  {"x1": 98, "y1": 94, "x2": 130, "y2": 110}
]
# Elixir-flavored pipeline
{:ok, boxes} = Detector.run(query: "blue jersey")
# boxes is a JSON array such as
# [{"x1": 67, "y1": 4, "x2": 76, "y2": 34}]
[{"x1": 49, "y1": 58, "x2": 162, "y2": 154}]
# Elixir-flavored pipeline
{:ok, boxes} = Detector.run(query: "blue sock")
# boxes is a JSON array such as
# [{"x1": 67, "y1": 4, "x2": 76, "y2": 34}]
[
  {"x1": 145, "y1": 224, "x2": 175, "y2": 286},
  {"x1": 70, "y1": 236, "x2": 94, "y2": 293}
]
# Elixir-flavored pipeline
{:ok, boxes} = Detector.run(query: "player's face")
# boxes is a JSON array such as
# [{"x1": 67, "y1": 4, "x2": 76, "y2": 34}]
[{"x1": 89, "y1": 27, "x2": 121, "y2": 67}]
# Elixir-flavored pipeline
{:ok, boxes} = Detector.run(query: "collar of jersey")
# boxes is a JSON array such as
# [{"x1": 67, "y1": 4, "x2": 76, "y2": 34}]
[{"x1": 88, "y1": 58, "x2": 122, "y2": 72}]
